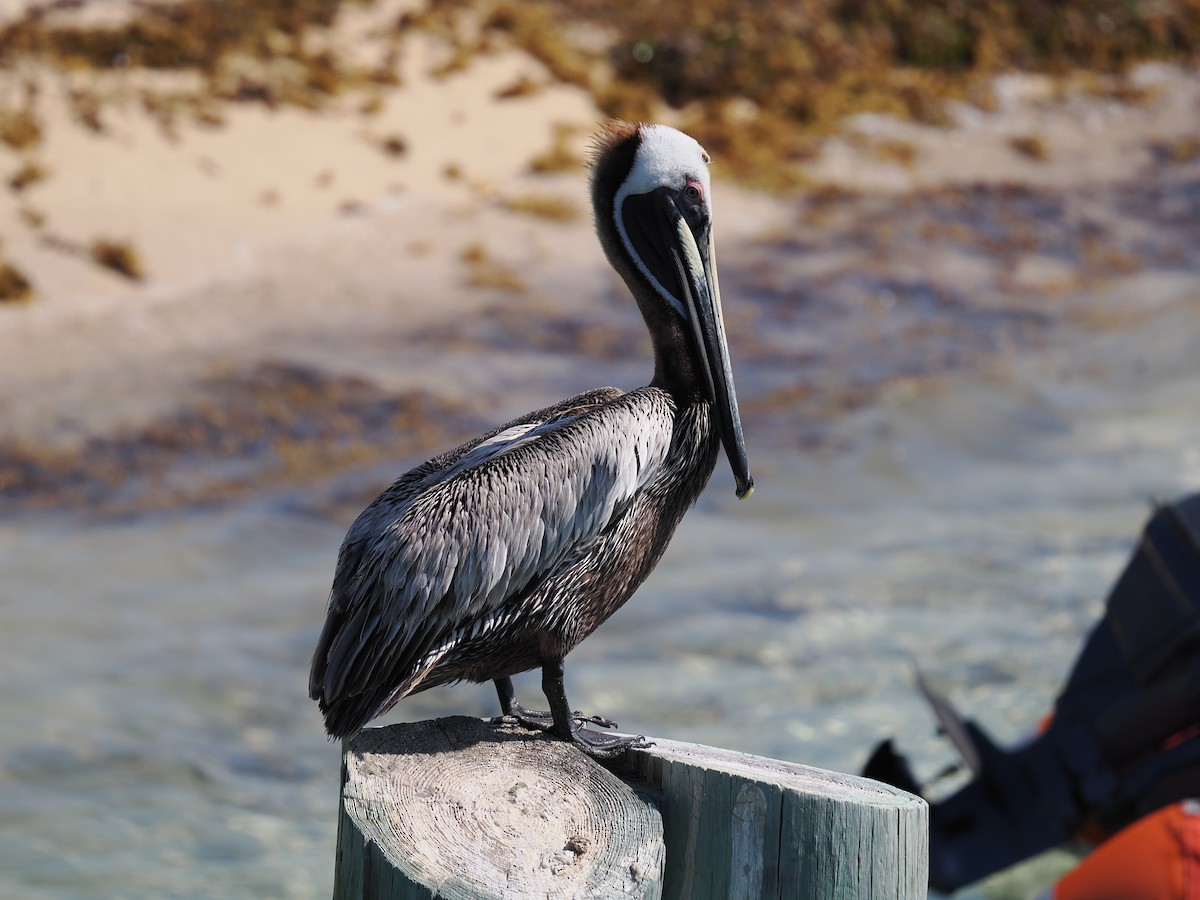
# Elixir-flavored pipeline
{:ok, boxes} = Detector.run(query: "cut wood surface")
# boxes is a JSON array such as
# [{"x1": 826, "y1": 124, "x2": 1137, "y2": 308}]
[
  {"x1": 335, "y1": 717, "x2": 665, "y2": 900},
  {"x1": 334, "y1": 717, "x2": 927, "y2": 900}
]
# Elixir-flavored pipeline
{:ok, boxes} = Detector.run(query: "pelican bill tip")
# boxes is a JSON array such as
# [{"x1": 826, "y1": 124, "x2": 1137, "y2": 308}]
[{"x1": 735, "y1": 477, "x2": 755, "y2": 500}]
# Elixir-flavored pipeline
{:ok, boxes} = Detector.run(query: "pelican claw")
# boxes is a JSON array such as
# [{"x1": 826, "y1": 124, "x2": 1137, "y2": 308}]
[
  {"x1": 581, "y1": 714, "x2": 618, "y2": 729},
  {"x1": 569, "y1": 727, "x2": 653, "y2": 759}
]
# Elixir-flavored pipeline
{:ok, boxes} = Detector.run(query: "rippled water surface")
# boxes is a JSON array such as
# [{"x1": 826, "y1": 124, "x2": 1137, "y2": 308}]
[{"x1": 2, "y1": 217, "x2": 1199, "y2": 896}]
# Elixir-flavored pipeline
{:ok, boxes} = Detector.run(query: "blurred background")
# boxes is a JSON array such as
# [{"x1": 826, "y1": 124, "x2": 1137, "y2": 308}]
[{"x1": 1, "y1": 0, "x2": 1198, "y2": 896}]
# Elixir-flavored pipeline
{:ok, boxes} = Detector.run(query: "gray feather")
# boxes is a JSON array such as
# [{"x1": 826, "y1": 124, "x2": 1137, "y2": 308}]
[{"x1": 309, "y1": 387, "x2": 675, "y2": 716}]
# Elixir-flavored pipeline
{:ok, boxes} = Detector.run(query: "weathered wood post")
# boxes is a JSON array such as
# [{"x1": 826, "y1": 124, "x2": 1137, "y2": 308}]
[
  {"x1": 334, "y1": 717, "x2": 665, "y2": 899},
  {"x1": 333, "y1": 717, "x2": 927, "y2": 900},
  {"x1": 624, "y1": 735, "x2": 927, "y2": 899}
]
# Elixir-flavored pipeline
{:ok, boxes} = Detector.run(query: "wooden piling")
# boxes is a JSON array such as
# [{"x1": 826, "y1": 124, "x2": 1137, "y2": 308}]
[
  {"x1": 333, "y1": 717, "x2": 927, "y2": 899},
  {"x1": 624, "y1": 735, "x2": 927, "y2": 899}
]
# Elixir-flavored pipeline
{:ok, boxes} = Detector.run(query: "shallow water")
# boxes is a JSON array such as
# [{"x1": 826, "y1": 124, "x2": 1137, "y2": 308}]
[
  {"x1": 2, "y1": 296, "x2": 1198, "y2": 898},
  {"x1": 3, "y1": 151, "x2": 1200, "y2": 900}
]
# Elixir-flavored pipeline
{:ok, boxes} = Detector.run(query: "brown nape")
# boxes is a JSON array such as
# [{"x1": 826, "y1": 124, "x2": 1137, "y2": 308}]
[
  {"x1": 587, "y1": 120, "x2": 639, "y2": 171},
  {"x1": 588, "y1": 121, "x2": 641, "y2": 226},
  {"x1": 586, "y1": 120, "x2": 642, "y2": 305}
]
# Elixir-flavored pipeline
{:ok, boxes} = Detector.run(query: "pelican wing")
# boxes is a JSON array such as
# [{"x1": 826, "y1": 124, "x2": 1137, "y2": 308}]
[{"x1": 309, "y1": 387, "x2": 675, "y2": 724}]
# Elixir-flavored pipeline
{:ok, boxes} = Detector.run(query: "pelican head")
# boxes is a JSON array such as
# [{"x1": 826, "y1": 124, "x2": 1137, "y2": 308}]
[{"x1": 590, "y1": 121, "x2": 753, "y2": 499}]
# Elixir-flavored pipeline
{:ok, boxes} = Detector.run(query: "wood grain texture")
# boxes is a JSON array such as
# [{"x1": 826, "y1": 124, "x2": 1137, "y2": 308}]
[
  {"x1": 335, "y1": 718, "x2": 665, "y2": 900},
  {"x1": 333, "y1": 719, "x2": 927, "y2": 900},
  {"x1": 624, "y1": 737, "x2": 928, "y2": 900}
]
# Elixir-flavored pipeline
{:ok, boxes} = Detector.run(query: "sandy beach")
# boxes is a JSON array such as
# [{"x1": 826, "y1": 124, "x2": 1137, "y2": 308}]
[
  {"x1": 1, "y1": 1, "x2": 1199, "y2": 897},
  {"x1": 1, "y1": 1, "x2": 1195, "y2": 470}
]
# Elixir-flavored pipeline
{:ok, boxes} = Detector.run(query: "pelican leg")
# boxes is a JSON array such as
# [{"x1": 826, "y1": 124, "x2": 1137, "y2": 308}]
[
  {"x1": 493, "y1": 675, "x2": 616, "y2": 731},
  {"x1": 540, "y1": 658, "x2": 652, "y2": 759}
]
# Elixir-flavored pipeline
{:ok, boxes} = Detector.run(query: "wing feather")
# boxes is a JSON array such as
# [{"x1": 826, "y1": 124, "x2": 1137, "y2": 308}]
[{"x1": 309, "y1": 387, "x2": 675, "y2": 726}]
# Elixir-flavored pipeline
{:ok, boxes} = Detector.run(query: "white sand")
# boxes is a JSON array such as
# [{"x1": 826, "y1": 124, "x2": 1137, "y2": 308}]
[
  {"x1": 1, "y1": 0, "x2": 1197, "y2": 450},
  {"x1": 0, "y1": 11, "x2": 609, "y2": 444}
]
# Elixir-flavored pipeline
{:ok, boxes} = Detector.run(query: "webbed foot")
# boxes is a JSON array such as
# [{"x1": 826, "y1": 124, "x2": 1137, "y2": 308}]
[
  {"x1": 499, "y1": 700, "x2": 616, "y2": 732},
  {"x1": 493, "y1": 665, "x2": 649, "y2": 759},
  {"x1": 564, "y1": 725, "x2": 653, "y2": 760}
]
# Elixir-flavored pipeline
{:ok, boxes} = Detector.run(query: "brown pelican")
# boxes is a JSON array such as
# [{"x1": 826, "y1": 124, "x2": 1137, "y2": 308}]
[{"x1": 309, "y1": 121, "x2": 752, "y2": 758}]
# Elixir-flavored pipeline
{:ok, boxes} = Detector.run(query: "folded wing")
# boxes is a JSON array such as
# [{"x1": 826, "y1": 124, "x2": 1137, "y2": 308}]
[{"x1": 308, "y1": 387, "x2": 675, "y2": 733}]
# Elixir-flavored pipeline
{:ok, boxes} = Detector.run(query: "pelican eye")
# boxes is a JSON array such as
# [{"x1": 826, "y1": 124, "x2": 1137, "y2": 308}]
[{"x1": 684, "y1": 183, "x2": 702, "y2": 201}]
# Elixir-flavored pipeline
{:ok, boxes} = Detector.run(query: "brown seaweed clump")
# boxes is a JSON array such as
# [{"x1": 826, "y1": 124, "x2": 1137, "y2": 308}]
[
  {"x1": 0, "y1": 258, "x2": 33, "y2": 302},
  {"x1": 7, "y1": 159, "x2": 47, "y2": 191},
  {"x1": 1, "y1": 0, "x2": 1196, "y2": 191},
  {"x1": 460, "y1": 242, "x2": 526, "y2": 292},
  {"x1": 412, "y1": 0, "x2": 1200, "y2": 188},
  {"x1": 1010, "y1": 134, "x2": 1050, "y2": 161},
  {"x1": 90, "y1": 239, "x2": 146, "y2": 281},
  {"x1": 500, "y1": 193, "x2": 580, "y2": 222},
  {"x1": 0, "y1": 0, "x2": 387, "y2": 117},
  {"x1": 527, "y1": 122, "x2": 581, "y2": 174},
  {"x1": 0, "y1": 104, "x2": 42, "y2": 151},
  {"x1": 0, "y1": 362, "x2": 479, "y2": 516}
]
